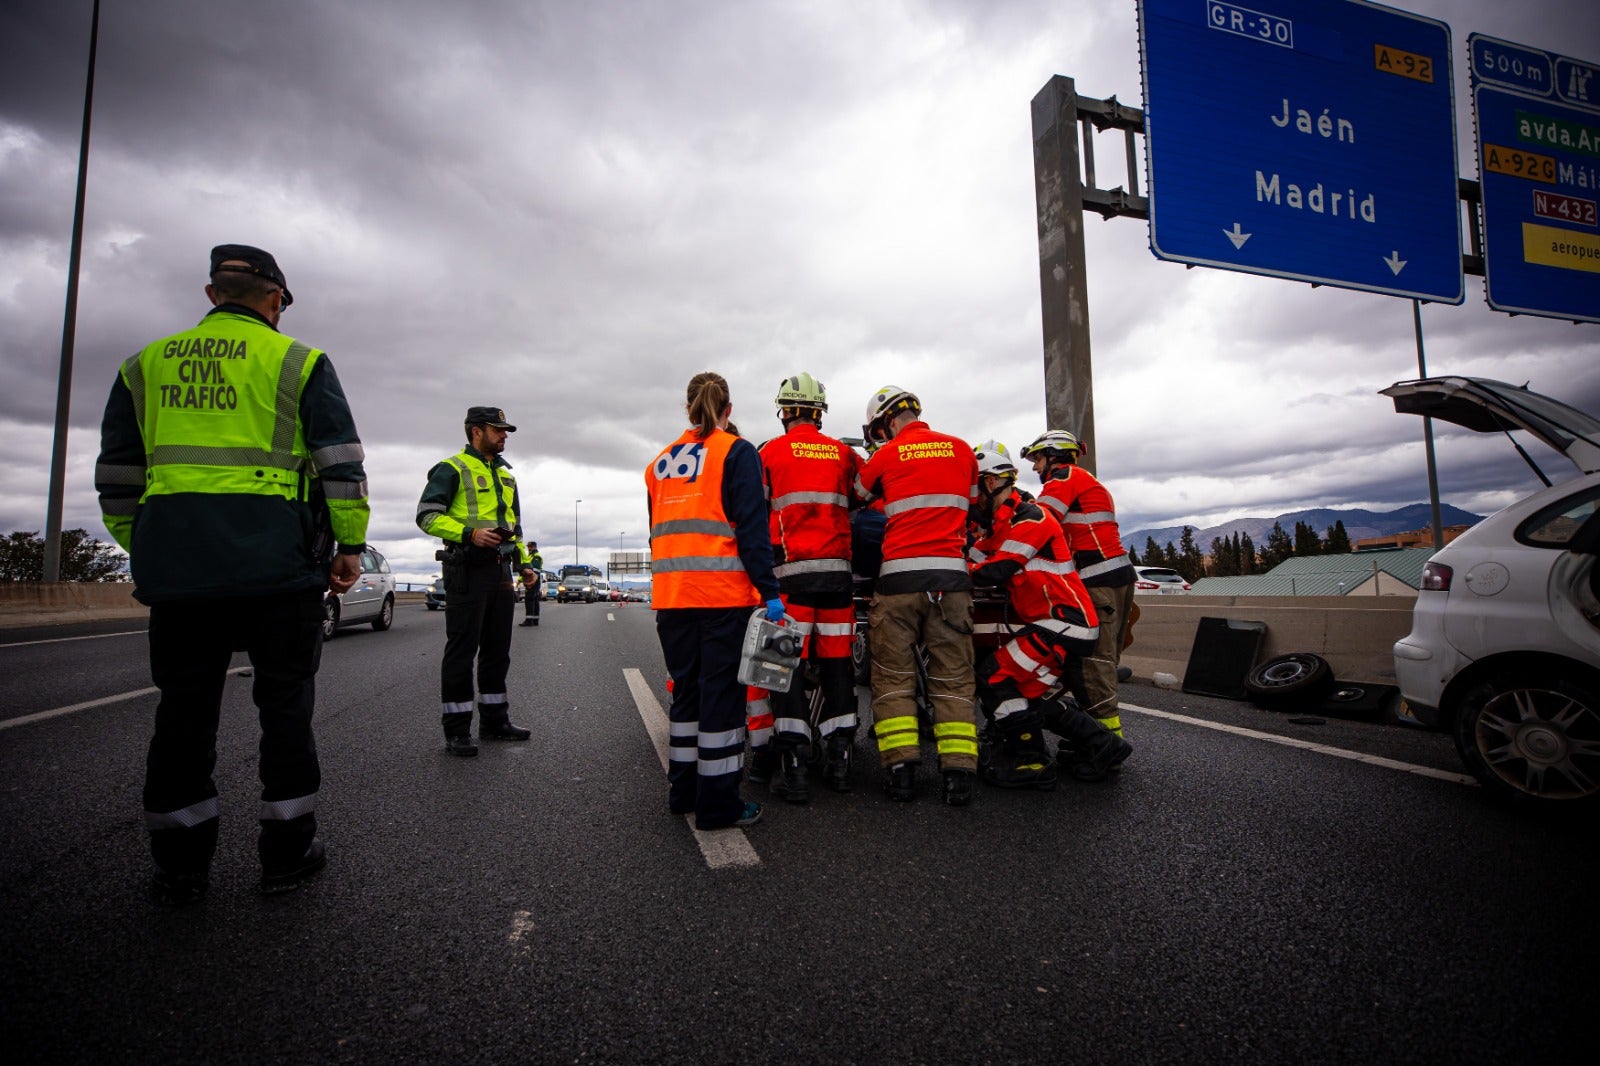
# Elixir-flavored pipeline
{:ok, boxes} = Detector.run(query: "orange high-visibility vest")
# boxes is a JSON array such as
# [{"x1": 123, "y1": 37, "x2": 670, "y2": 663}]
[{"x1": 647, "y1": 428, "x2": 761, "y2": 609}]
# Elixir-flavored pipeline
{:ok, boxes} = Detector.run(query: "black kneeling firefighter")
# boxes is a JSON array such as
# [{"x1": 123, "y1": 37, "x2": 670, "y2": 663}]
[{"x1": 417, "y1": 407, "x2": 538, "y2": 755}]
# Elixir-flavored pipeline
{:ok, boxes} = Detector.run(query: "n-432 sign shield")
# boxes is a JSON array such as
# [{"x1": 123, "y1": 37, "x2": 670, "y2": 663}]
[{"x1": 1138, "y1": 0, "x2": 1463, "y2": 303}]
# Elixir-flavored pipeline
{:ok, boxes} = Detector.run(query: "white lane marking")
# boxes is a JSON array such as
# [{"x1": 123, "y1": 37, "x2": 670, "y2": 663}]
[
  {"x1": 623, "y1": 667, "x2": 761, "y2": 869},
  {"x1": 1, "y1": 629, "x2": 146, "y2": 649},
  {"x1": 0, "y1": 666, "x2": 252, "y2": 732},
  {"x1": 607, "y1": 612, "x2": 615, "y2": 622},
  {"x1": 507, "y1": 910, "x2": 536, "y2": 954},
  {"x1": 1122, "y1": 702, "x2": 1478, "y2": 786}
]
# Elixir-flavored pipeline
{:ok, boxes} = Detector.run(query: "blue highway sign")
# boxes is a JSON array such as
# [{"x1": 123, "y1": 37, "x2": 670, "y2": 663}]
[
  {"x1": 1470, "y1": 34, "x2": 1600, "y2": 324},
  {"x1": 1138, "y1": 0, "x2": 1463, "y2": 303}
]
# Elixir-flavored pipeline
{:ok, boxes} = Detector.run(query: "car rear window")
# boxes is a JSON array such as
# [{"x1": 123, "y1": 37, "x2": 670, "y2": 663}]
[
  {"x1": 1142, "y1": 569, "x2": 1183, "y2": 581},
  {"x1": 1518, "y1": 484, "x2": 1600, "y2": 548}
]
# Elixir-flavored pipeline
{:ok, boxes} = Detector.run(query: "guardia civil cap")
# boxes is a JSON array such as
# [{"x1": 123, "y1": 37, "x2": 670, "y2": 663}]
[
  {"x1": 465, "y1": 406, "x2": 517, "y2": 431},
  {"x1": 209, "y1": 244, "x2": 293, "y2": 307}
]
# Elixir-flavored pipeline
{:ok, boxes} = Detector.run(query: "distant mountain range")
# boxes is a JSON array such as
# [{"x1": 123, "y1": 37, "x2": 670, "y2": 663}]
[{"x1": 1120, "y1": 503, "x2": 1484, "y2": 554}]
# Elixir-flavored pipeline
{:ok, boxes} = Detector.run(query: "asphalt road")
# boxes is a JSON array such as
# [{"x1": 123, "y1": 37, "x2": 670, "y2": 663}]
[{"x1": 1, "y1": 601, "x2": 1592, "y2": 1064}]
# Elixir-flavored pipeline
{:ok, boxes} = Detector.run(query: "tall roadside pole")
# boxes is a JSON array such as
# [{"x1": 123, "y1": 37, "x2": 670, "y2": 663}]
[
  {"x1": 43, "y1": 0, "x2": 101, "y2": 583},
  {"x1": 1030, "y1": 76, "x2": 1147, "y2": 477}
]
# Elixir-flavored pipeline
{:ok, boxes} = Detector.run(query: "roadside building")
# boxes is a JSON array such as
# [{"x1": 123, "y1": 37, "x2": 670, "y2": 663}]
[{"x1": 1188, "y1": 546, "x2": 1436, "y2": 598}]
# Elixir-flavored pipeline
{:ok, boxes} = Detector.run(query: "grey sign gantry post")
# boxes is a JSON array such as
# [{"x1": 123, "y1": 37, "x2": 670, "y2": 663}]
[{"x1": 1030, "y1": 75, "x2": 1147, "y2": 477}]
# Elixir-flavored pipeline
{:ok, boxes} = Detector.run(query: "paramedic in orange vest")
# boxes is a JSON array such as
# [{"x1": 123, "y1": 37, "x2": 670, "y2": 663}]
[
  {"x1": 1019, "y1": 431, "x2": 1136, "y2": 756},
  {"x1": 757, "y1": 372, "x2": 861, "y2": 801},
  {"x1": 646, "y1": 372, "x2": 782, "y2": 830},
  {"x1": 968, "y1": 441, "x2": 1131, "y2": 787},
  {"x1": 854, "y1": 386, "x2": 981, "y2": 807}
]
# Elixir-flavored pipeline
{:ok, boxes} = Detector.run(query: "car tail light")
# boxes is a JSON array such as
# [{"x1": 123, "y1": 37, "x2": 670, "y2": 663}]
[
  {"x1": 1182, "y1": 582, "x2": 1191, "y2": 590},
  {"x1": 1419, "y1": 561, "x2": 1453, "y2": 591},
  {"x1": 1136, "y1": 580, "x2": 1159, "y2": 589}
]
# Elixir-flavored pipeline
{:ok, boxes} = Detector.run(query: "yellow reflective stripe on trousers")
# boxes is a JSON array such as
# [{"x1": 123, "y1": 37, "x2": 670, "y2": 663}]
[
  {"x1": 937, "y1": 738, "x2": 979, "y2": 756},
  {"x1": 933, "y1": 721, "x2": 977, "y2": 738},
  {"x1": 876, "y1": 714, "x2": 920, "y2": 752}
]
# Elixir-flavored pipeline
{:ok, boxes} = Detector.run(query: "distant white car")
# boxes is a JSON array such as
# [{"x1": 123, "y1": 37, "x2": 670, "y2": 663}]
[
  {"x1": 322, "y1": 547, "x2": 398, "y2": 638},
  {"x1": 1133, "y1": 566, "x2": 1191, "y2": 594},
  {"x1": 1385, "y1": 376, "x2": 1600, "y2": 808}
]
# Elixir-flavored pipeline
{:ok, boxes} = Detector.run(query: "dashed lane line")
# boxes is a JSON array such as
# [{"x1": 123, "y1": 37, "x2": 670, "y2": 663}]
[
  {"x1": 622, "y1": 667, "x2": 761, "y2": 869},
  {"x1": 607, "y1": 612, "x2": 615, "y2": 621},
  {"x1": 1, "y1": 666, "x2": 252, "y2": 732},
  {"x1": 1122, "y1": 701, "x2": 1477, "y2": 786},
  {"x1": 1, "y1": 629, "x2": 146, "y2": 649}
]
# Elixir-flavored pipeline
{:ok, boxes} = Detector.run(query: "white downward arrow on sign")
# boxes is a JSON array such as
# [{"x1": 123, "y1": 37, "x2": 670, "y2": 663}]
[
  {"x1": 1224, "y1": 223, "x2": 1251, "y2": 249},
  {"x1": 1385, "y1": 250, "x2": 1407, "y2": 275}
]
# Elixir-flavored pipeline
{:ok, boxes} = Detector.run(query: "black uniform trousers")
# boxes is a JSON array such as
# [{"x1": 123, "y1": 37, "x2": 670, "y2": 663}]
[
  {"x1": 524, "y1": 580, "x2": 541, "y2": 620},
  {"x1": 656, "y1": 606, "x2": 748, "y2": 829},
  {"x1": 442, "y1": 553, "x2": 516, "y2": 709},
  {"x1": 144, "y1": 588, "x2": 324, "y2": 875}
]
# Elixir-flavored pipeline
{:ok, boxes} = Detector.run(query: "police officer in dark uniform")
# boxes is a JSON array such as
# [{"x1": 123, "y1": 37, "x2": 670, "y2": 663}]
[
  {"x1": 520, "y1": 541, "x2": 544, "y2": 627},
  {"x1": 96, "y1": 244, "x2": 369, "y2": 904},
  {"x1": 417, "y1": 407, "x2": 537, "y2": 755}
]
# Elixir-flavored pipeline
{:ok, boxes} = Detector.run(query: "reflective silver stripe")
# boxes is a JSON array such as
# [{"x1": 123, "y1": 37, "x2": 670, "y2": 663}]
[
  {"x1": 879, "y1": 555, "x2": 968, "y2": 575},
  {"x1": 1005, "y1": 640, "x2": 1045, "y2": 675},
  {"x1": 1064, "y1": 510, "x2": 1116, "y2": 525},
  {"x1": 95, "y1": 462, "x2": 145, "y2": 486},
  {"x1": 972, "y1": 622, "x2": 1018, "y2": 638},
  {"x1": 122, "y1": 352, "x2": 147, "y2": 429},
  {"x1": 653, "y1": 556, "x2": 747, "y2": 573},
  {"x1": 669, "y1": 721, "x2": 698, "y2": 738},
  {"x1": 784, "y1": 620, "x2": 816, "y2": 636},
  {"x1": 1038, "y1": 495, "x2": 1068, "y2": 516},
  {"x1": 775, "y1": 717, "x2": 811, "y2": 738},
  {"x1": 273, "y1": 342, "x2": 313, "y2": 456},
  {"x1": 1080, "y1": 555, "x2": 1134, "y2": 579},
  {"x1": 749, "y1": 726, "x2": 774, "y2": 744},
  {"x1": 999, "y1": 539, "x2": 1037, "y2": 559},
  {"x1": 1024, "y1": 557, "x2": 1078, "y2": 575},
  {"x1": 773, "y1": 557, "x2": 851, "y2": 578},
  {"x1": 417, "y1": 503, "x2": 447, "y2": 521},
  {"x1": 322, "y1": 479, "x2": 367, "y2": 500},
  {"x1": 311, "y1": 441, "x2": 365, "y2": 467},
  {"x1": 968, "y1": 547, "x2": 989, "y2": 564},
  {"x1": 853, "y1": 476, "x2": 871, "y2": 499},
  {"x1": 697, "y1": 754, "x2": 743, "y2": 776},
  {"x1": 812, "y1": 622, "x2": 855, "y2": 637},
  {"x1": 1031, "y1": 616, "x2": 1098, "y2": 641},
  {"x1": 101, "y1": 496, "x2": 139, "y2": 516},
  {"x1": 772, "y1": 490, "x2": 849, "y2": 509},
  {"x1": 670, "y1": 749, "x2": 697, "y2": 763},
  {"x1": 818, "y1": 713, "x2": 858, "y2": 735},
  {"x1": 650, "y1": 518, "x2": 736, "y2": 537},
  {"x1": 443, "y1": 702, "x2": 473, "y2": 715},
  {"x1": 260, "y1": 793, "x2": 317, "y2": 821},
  {"x1": 746, "y1": 698, "x2": 771, "y2": 715},
  {"x1": 993, "y1": 697, "x2": 1028, "y2": 720},
  {"x1": 148, "y1": 444, "x2": 305, "y2": 471},
  {"x1": 883, "y1": 493, "x2": 970, "y2": 517},
  {"x1": 700, "y1": 726, "x2": 745, "y2": 749},
  {"x1": 480, "y1": 692, "x2": 508, "y2": 705},
  {"x1": 144, "y1": 796, "x2": 219, "y2": 830}
]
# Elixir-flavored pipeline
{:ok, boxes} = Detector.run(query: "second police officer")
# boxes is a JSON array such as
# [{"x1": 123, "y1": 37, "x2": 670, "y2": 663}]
[
  {"x1": 757, "y1": 373, "x2": 861, "y2": 800},
  {"x1": 417, "y1": 407, "x2": 538, "y2": 756}
]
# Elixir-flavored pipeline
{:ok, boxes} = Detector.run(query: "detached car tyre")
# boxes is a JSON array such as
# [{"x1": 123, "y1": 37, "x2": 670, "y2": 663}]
[
  {"x1": 1244, "y1": 652, "x2": 1333, "y2": 708},
  {"x1": 1454, "y1": 669, "x2": 1600, "y2": 807}
]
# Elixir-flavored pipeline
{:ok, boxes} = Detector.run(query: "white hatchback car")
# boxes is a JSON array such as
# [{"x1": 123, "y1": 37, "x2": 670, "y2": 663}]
[
  {"x1": 1134, "y1": 566, "x2": 1191, "y2": 594},
  {"x1": 322, "y1": 546, "x2": 398, "y2": 638},
  {"x1": 1384, "y1": 377, "x2": 1600, "y2": 808}
]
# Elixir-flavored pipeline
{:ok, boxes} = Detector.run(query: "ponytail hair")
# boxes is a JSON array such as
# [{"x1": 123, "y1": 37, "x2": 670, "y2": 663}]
[{"x1": 686, "y1": 371, "x2": 730, "y2": 440}]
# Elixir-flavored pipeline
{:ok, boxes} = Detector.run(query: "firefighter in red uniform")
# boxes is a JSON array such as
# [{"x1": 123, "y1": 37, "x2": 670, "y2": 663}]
[
  {"x1": 968, "y1": 441, "x2": 1132, "y2": 786},
  {"x1": 757, "y1": 373, "x2": 861, "y2": 801},
  {"x1": 855, "y1": 386, "x2": 981, "y2": 806},
  {"x1": 1019, "y1": 431, "x2": 1136, "y2": 768}
]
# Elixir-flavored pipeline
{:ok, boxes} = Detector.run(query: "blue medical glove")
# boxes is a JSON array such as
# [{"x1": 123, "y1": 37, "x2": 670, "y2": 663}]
[{"x1": 764, "y1": 598, "x2": 785, "y2": 623}]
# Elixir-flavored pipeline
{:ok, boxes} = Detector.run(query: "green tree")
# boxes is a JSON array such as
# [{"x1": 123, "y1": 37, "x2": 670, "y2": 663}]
[
  {"x1": 1240, "y1": 532, "x2": 1257, "y2": 575},
  {"x1": 1325, "y1": 519, "x2": 1352, "y2": 555},
  {"x1": 0, "y1": 529, "x2": 128, "y2": 582},
  {"x1": 1143, "y1": 536, "x2": 1165, "y2": 569},
  {"x1": 1292, "y1": 520, "x2": 1323, "y2": 557},
  {"x1": 1177, "y1": 526, "x2": 1204, "y2": 582},
  {"x1": 1259, "y1": 521, "x2": 1293, "y2": 571},
  {"x1": 1127, "y1": 545, "x2": 1141, "y2": 566}
]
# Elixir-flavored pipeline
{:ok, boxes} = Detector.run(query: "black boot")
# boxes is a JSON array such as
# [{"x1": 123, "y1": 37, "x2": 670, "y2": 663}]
[
  {"x1": 884, "y1": 761, "x2": 916, "y2": 801},
  {"x1": 772, "y1": 750, "x2": 810, "y2": 804},
  {"x1": 981, "y1": 718, "x2": 1058, "y2": 791},
  {"x1": 479, "y1": 703, "x2": 531, "y2": 741},
  {"x1": 942, "y1": 769, "x2": 975, "y2": 807},
  {"x1": 1054, "y1": 701, "x2": 1132, "y2": 781},
  {"x1": 823, "y1": 734, "x2": 854, "y2": 793},
  {"x1": 442, "y1": 713, "x2": 477, "y2": 757},
  {"x1": 748, "y1": 747, "x2": 776, "y2": 786},
  {"x1": 260, "y1": 838, "x2": 326, "y2": 895}
]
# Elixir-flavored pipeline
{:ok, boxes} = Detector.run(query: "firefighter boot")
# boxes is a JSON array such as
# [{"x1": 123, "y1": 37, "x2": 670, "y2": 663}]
[
  {"x1": 1055, "y1": 701, "x2": 1132, "y2": 782},
  {"x1": 748, "y1": 747, "x2": 776, "y2": 786},
  {"x1": 479, "y1": 703, "x2": 531, "y2": 741},
  {"x1": 442, "y1": 713, "x2": 477, "y2": 757},
  {"x1": 884, "y1": 761, "x2": 916, "y2": 801},
  {"x1": 771, "y1": 749, "x2": 810, "y2": 804},
  {"x1": 823, "y1": 733, "x2": 853, "y2": 793},
  {"x1": 942, "y1": 769, "x2": 975, "y2": 807},
  {"x1": 980, "y1": 715, "x2": 1058, "y2": 791}
]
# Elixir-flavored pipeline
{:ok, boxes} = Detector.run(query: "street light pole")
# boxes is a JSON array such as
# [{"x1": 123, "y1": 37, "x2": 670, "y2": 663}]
[{"x1": 574, "y1": 499, "x2": 581, "y2": 566}]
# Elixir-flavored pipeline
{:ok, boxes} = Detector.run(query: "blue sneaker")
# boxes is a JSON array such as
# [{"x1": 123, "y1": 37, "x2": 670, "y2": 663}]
[{"x1": 734, "y1": 801, "x2": 763, "y2": 827}]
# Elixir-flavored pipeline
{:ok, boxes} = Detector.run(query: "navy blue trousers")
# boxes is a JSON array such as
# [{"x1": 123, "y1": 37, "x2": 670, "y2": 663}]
[{"x1": 656, "y1": 606, "x2": 749, "y2": 829}]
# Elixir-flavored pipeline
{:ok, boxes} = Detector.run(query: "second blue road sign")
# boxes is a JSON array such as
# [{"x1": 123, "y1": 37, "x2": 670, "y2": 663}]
[{"x1": 1138, "y1": 0, "x2": 1463, "y2": 303}]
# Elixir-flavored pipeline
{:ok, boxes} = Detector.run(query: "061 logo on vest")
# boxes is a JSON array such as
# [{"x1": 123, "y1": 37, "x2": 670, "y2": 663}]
[{"x1": 653, "y1": 442, "x2": 706, "y2": 483}]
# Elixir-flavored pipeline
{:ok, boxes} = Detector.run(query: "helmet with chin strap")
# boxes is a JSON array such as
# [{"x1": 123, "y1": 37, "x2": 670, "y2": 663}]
[
  {"x1": 863, "y1": 386, "x2": 921, "y2": 444},
  {"x1": 973, "y1": 439, "x2": 1017, "y2": 482},
  {"x1": 1019, "y1": 430, "x2": 1084, "y2": 464}
]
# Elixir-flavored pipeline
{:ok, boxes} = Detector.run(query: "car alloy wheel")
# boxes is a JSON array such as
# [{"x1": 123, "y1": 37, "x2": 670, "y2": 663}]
[
  {"x1": 1455, "y1": 671, "x2": 1600, "y2": 805},
  {"x1": 372, "y1": 595, "x2": 394, "y2": 632}
]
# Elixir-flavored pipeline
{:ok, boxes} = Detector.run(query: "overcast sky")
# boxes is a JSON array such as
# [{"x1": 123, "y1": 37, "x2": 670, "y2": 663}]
[{"x1": 2, "y1": 0, "x2": 1597, "y2": 581}]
